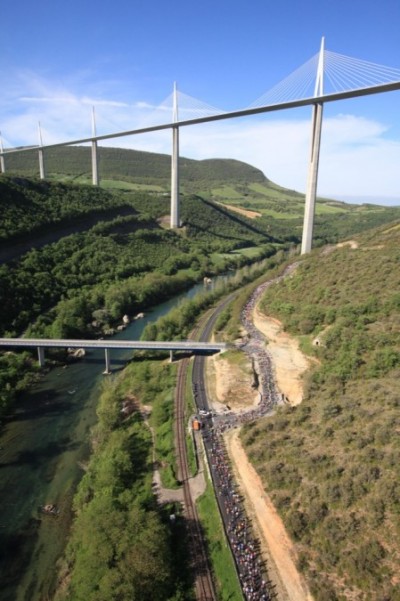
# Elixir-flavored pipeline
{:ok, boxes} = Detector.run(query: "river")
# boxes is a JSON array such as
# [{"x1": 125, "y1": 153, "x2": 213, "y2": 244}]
[{"x1": 0, "y1": 279, "x2": 219, "y2": 601}]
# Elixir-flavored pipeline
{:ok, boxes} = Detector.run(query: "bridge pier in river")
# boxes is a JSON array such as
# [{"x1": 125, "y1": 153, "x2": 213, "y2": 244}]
[
  {"x1": 37, "y1": 346, "x2": 45, "y2": 368},
  {"x1": 103, "y1": 348, "x2": 111, "y2": 374}
]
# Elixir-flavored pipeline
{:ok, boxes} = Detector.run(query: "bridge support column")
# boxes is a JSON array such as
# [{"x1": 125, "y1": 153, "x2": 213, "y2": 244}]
[
  {"x1": 38, "y1": 148, "x2": 46, "y2": 180},
  {"x1": 38, "y1": 122, "x2": 45, "y2": 180},
  {"x1": 103, "y1": 348, "x2": 111, "y2": 374},
  {"x1": 170, "y1": 350, "x2": 174, "y2": 363},
  {"x1": 301, "y1": 37, "x2": 325, "y2": 255},
  {"x1": 91, "y1": 109, "x2": 99, "y2": 185},
  {"x1": 91, "y1": 141, "x2": 99, "y2": 185},
  {"x1": 37, "y1": 347, "x2": 45, "y2": 368},
  {"x1": 0, "y1": 134, "x2": 5, "y2": 173},
  {"x1": 171, "y1": 126, "x2": 179, "y2": 228},
  {"x1": 301, "y1": 101, "x2": 324, "y2": 254},
  {"x1": 170, "y1": 83, "x2": 180, "y2": 228}
]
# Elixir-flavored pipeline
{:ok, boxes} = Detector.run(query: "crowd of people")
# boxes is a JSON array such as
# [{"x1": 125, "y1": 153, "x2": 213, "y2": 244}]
[
  {"x1": 204, "y1": 427, "x2": 273, "y2": 600},
  {"x1": 199, "y1": 276, "x2": 295, "y2": 599},
  {"x1": 211, "y1": 277, "x2": 283, "y2": 436}
]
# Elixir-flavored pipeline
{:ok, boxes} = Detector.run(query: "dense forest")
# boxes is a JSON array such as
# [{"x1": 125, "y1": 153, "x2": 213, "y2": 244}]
[{"x1": 240, "y1": 223, "x2": 400, "y2": 600}]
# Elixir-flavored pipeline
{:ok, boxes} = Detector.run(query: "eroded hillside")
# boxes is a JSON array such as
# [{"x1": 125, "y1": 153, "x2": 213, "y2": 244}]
[{"x1": 242, "y1": 223, "x2": 400, "y2": 600}]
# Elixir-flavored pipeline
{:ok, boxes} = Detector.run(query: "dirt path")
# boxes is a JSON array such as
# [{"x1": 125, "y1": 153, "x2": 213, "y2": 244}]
[
  {"x1": 215, "y1": 201, "x2": 262, "y2": 219},
  {"x1": 225, "y1": 429, "x2": 314, "y2": 601}
]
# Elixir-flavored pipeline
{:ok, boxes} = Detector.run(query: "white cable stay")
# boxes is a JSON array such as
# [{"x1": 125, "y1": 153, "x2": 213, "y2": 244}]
[
  {"x1": 249, "y1": 53, "x2": 319, "y2": 108},
  {"x1": 248, "y1": 49, "x2": 400, "y2": 108},
  {"x1": 138, "y1": 89, "x2": 225, "y2": 128},
  {"x1": 160, "y1": 90, "x2": 225, "y2": 121}
]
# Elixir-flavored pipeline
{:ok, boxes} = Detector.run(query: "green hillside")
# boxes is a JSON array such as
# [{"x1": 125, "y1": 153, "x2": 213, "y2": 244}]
[
  {"x1": 3, "y1": 145, "x2": 266, "y2": 188},
  {"x1": 0, "y1": 178, "x2": 277, "y2": 338},
  {"x1": 241, "y1": 222, "x2": 400, "y2": 600},
  {"x1": 4, "y1": 145, "x2": 399, "y2": 246}
]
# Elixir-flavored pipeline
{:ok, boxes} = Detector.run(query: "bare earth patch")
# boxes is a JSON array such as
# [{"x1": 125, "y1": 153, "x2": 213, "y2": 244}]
[
  {"x1": 252, "y1": 306, "x2": 310, "y2": 406},
  {"x1": 336, "y1": 240, "x2": 359, "y2": 249},
  {"x1": 206, "y1": 351, "x2": 259, "y2": 412},
  {"x1": 225, "y1": 429, "x2": 314, "y2": 601},
  {"x1": 216, "y1": 201, "x2": 262, "y2": 219}
]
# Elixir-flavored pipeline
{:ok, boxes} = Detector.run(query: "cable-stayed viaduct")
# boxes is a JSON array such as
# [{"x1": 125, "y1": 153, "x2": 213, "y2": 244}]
[{"x1": 1, "y1": 38, "x2": 400, "y2": 254}]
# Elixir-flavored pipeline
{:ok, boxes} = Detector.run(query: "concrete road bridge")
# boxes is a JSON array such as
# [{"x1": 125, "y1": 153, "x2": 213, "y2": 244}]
[{"x1": 0, "y1": 337, "x2": 226, "y2": 373}]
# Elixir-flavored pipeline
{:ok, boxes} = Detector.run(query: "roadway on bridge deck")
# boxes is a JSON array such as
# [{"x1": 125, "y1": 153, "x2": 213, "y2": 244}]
[{"x1": 0, "y1": 338, "x2": 226, "y2": 352}]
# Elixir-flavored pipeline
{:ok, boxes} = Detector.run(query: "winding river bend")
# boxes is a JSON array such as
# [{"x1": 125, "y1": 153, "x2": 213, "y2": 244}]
[{"x1": 0, "y1": 280, "x2": 216, "y2": 601}]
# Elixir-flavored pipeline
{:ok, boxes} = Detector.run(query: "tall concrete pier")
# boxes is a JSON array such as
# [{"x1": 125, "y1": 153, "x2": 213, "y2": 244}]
[
  {"x1": 301, "y1": 38, "x2": 325, "y2": 254},
  {"x1": 0, "y1": 133, "x2": 5, "y2": 174},
  {"x1": 170, "y1": 83, "x2": 180, "y2": 228},
  {"x1": 38, "y1": 122, "x2": 46, "y2": 180},
  {"x1": 91, "y1": 107, "x2": 99, "y2": 186}
]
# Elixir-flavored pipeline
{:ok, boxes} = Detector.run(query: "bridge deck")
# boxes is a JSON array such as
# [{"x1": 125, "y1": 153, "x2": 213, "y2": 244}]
[{"x1": 0, "y1": 338, "x2": 226, "y2": 352}]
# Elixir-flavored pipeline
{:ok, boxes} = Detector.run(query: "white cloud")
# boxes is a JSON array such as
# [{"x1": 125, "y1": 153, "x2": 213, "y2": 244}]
[{"x1": 1, "y1": 72, "x2": 399, "y2": 201}]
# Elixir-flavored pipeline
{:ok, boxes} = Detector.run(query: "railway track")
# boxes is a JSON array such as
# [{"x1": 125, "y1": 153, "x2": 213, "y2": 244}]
[
  {"x1": 175, "y1": 356, "x2": 216, "y2": 601},
  {"x1": 173, "y1": 291, "x2": 240, "y2": 600}
]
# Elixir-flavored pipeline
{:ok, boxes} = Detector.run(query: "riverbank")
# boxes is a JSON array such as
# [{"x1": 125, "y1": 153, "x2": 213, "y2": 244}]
[{"x1": 0, "y1": 279, "x2": 218, "y2": 601}]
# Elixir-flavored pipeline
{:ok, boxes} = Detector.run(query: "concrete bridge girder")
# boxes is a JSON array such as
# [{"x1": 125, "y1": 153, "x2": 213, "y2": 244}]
[{"x1": 0, "y1": 339, "x2": 226, "y2": 373}]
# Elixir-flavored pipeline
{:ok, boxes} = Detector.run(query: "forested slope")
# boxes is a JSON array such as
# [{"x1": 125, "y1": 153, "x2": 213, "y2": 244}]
[
  {"x1": 0, "y1": 177, "x2": 277, "y2": 415},
  {"x1": 241, "y1": 223, "x2": 400, "y2": 600},
  {"x1": 0, "y1": 176, "x2": 135, "y2": 242}
]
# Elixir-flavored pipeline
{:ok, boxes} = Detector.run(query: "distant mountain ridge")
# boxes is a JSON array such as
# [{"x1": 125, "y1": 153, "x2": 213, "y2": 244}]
[{"x1": 3, "y1": 145, "x2": 268, "y2": 185}]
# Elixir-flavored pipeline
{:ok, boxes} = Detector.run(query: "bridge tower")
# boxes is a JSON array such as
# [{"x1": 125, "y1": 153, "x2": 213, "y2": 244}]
[
  {"x1": 38, "y1": 122, "x2": 46, "y2": 180},
  {"x1": 0, "y1": 133, "x2": 5, "y2": 174},
  {"x1": 91, "y1": 107, "x2": 99, "y2": 186},
  {"x1": 170, "y1": 82, "x2": 180, "y2": 228},
  {"x1": 301, "y1": 37, "x2": 325, "y2": 254}
]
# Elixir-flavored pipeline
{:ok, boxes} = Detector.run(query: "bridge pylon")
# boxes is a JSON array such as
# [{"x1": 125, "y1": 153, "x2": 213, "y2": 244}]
[
  {"x1": 170, "y1": 82, "x2": 180, "y2": 228},
  {"x1": 91, "y1": 107, "x2": 99, "y2": 186},
  {"x1": 301, "y1": 37, "x2": 325, "y2": 254},
  {"x1": 38, "y1": 122, "x2": 46, "y2": 180},
  {"x1": 0, "y1": 133, "x2": 5, "y2": 174}
]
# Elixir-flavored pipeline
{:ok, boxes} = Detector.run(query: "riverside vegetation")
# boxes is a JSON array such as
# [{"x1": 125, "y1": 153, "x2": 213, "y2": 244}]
[{"x1": 54, "y1": 360, "x2": 193, "y2": 601}]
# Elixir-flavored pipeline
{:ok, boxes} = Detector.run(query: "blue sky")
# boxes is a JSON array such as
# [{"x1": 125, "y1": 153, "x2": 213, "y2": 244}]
[{"x1": 1, "y1": 0, "x2": 400, "y2": 204}]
